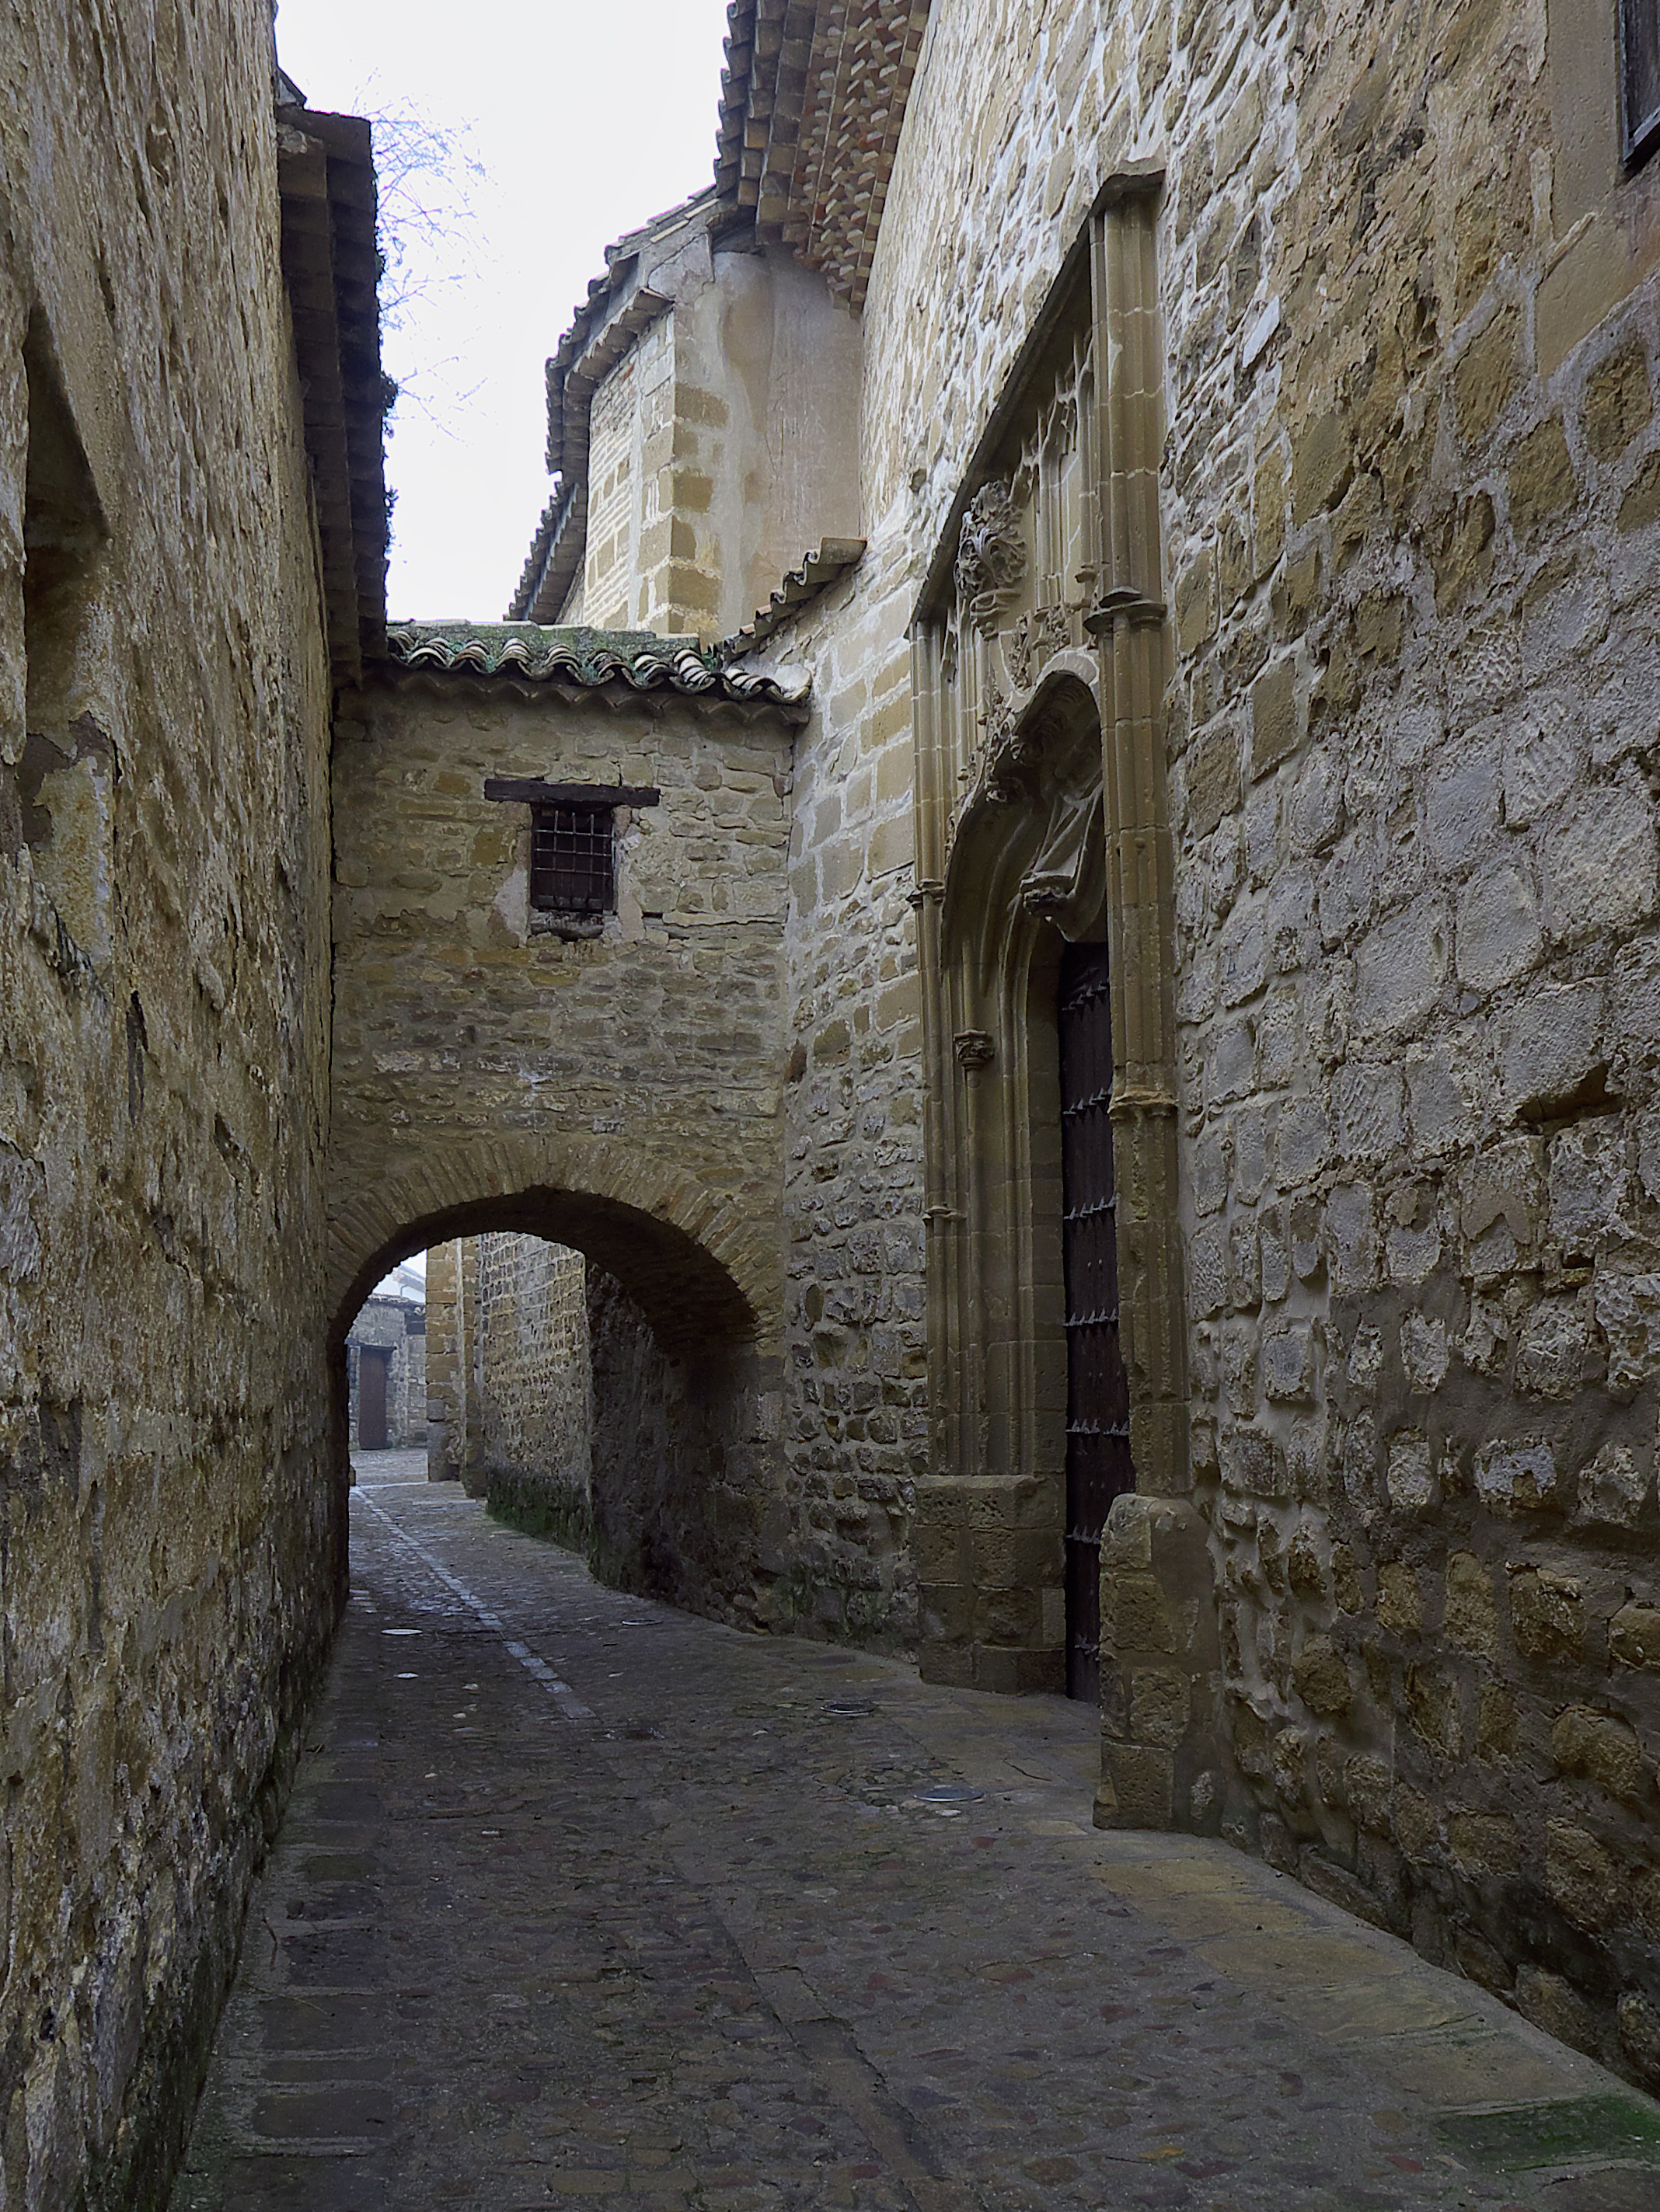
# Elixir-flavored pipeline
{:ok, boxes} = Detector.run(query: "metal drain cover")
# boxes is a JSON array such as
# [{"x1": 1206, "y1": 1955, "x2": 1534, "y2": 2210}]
[
  {"x1": 819, "y1": 1699, "x2": 877, "y2": 1718},
  {"x1": 909, "y1": 1782, "x2": 985, "y2": 1803}
]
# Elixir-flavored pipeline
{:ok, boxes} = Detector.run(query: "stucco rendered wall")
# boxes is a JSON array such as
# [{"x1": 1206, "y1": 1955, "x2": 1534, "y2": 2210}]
[
  {"x1": 682, "y1": 237, "x2": 864, "y2": 640},
  {"x1": 0, "y1": 2, "x2": 338, "y2": 2200},
  {"x1": 822, "y1": 0, "x2": 1660, "y2": 2085}
]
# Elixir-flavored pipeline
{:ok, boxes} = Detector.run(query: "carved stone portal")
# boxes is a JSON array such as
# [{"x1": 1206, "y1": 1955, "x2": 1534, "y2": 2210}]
[{"x1": 908, "y1": 177, "x2": 1214, "y2": 1823}]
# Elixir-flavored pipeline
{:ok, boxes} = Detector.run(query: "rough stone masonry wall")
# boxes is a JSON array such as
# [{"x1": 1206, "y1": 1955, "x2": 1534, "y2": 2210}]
[
  {"x1": 856, "y1": 0, "x2": 1660, "y2": 2079},
  {"x1": 583, "y1": 1263, "x2": 788, "y2": 1609},
  {"x1": 473, "y1": 1233, "x2": 592, "y2": 1546},
  {"x1": 747, "y1": 538, "x2": 929, "y2": 1649},
  {"x1": 0, "y1": 3, "x2": 337, "y2": 2203},
  {"x1": 1161, "y1": 0, "x2": 1660, "y2": 2086}
]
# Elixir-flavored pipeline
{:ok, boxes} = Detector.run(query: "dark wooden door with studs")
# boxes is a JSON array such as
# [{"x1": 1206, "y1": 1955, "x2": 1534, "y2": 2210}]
[{"x1": 1058, "y1": 939, "x2": 1134, "y2": 1699}]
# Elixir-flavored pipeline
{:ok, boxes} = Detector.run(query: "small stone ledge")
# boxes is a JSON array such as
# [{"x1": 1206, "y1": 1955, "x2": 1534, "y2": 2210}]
[{"x1": 718, "y1": 538, "x2": 867, "y2": 658}]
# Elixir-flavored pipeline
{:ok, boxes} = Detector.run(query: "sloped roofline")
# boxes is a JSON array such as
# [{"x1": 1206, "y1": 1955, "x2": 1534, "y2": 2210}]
[
  {"x1": 507, "y1": 189, "x2": 732, "y2": 623},
  {"x1": 380, "y1": 621, "x2": 812, "y2": 724},
  {"x1": 713, "y1": 1, "x2": 931, "y2": 308},
  {"x1": 510, "y1": 4, "x2": 932, "y2": 627},
  {"x1": 276, "y1": 104, "x2": 389, "y2": 684}
]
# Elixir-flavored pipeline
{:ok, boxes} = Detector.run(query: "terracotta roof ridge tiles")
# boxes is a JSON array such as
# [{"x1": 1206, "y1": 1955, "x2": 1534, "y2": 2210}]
[{"x1": 385, "y1": 621, "x2": 812, "y2": 716}]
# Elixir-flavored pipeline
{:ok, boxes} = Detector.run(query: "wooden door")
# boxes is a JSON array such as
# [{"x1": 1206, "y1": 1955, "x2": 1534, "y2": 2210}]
[
  {"x1": 1058, "y1": 940, "x2": 1134, "y2": 1699},
  {"x1": 358, "y1": 1346, "x2": 389, "y2": 1451}
]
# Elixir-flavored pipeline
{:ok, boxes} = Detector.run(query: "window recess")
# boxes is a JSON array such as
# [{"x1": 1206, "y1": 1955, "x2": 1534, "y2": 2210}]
[
  {"x1": 482, "y1": 779, "x2": 660, "y2": 938},
  {"x1": 1622, "y1": 0, "x2": 1660, "y2": 167}
]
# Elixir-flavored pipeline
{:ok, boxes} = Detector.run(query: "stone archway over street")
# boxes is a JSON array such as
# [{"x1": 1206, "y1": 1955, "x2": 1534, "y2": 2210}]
[{"x1": 326, "y1": 628, "x2": 808, "y2": 1625}]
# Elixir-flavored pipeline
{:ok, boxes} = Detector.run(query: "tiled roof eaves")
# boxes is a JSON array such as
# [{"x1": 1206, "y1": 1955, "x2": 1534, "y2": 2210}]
[
  {"x1": 717, "y1": 536, "x2": 866, "y2": 655},
  {"x1": 508, "y1": 481, "x2": 581, "y2": 625},
  {"x1": 509, "y1": 190, "x2": 718, "y2": 623},
  {"x1": 277, "y1": 105, "x2": 389, "y2": 682},
  {"x1": 380, "y1": 622, "x2": 811, "y2": 724},
  {"x1": 544, "y1": 188, "x2": 716, "y2": 479},
  {"x1": 511, "y1": 278, "x2": 672, "y2": 623},
  {"x1": 714, "y1": 2, "x2": 931, "y2": 311}
]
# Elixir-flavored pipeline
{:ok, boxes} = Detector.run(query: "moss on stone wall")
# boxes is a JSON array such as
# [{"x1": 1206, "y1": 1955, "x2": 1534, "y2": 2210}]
[{"x1": 487, "y1": 1469, "x2": 595, "y2": 1557}]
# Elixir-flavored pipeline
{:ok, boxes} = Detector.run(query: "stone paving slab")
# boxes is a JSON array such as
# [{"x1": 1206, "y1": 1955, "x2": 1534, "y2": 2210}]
[{"x1": 173, "y1": 1482, "x2": 1660, "y2": 2211}]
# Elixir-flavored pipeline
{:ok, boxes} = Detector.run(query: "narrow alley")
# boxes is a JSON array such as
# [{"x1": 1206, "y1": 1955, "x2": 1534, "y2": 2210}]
[{"x1": 173, "y1": 1475, "x2": 1660, "y2": 2212}]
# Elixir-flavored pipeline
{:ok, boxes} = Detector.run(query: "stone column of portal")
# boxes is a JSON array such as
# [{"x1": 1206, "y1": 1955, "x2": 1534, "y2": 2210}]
[
  {"x1": 1087, "y1": 175, "x2": 1223, "y2": 1833},
  {"x1": 424, "y1": 1240, "x2": 462, "y2": 1482}
]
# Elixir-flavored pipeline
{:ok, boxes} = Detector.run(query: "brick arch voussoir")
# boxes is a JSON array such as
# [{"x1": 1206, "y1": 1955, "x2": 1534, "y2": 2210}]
[{"x1": 326, "y1": 1130, "x2": 779, "y2": 1357}]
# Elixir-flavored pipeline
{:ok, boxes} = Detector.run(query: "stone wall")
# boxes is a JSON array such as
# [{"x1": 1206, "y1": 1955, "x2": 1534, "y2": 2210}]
[
  {"x1": 584, "y1": 1266, "x2": 787, "y2": 1617},
  {"x1": 473, "y1": 1233, "x2": 591, "y2": 1544},
  {"x1": 835, "y1": 0, "x2": 1660, "y2": 2082},
  {"x1": 749, "y1": 538, "x2": 929, "y2": 1649},
  {"x1": 1159, "y1": 0, "x2": 1660, "y2": 2083},
  {"x1": 329, "y1": 673, "x2": 799, "y2": 1622},
  {"x1": 548, "y1": 204, "x2": 863, "y2": 643},
  {"x1": 424, "y1": 1237, "x2": 469, "y2": 1485},
  {"x1": 424, "y1": 1225, "x2": 790, "y2": 1625},
  {"x1": 0, "y1": 2, "x2": 339, "y2": 2200}
]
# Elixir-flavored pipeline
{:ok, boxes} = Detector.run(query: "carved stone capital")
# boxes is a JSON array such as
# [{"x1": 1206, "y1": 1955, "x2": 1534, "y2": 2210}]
[
  {"x1": 953, "y1": 1029, "x2": 995, "y2": 1071},
  {"x1": 1083, "y1": 583, "x2": 1167, "y2": 633}
]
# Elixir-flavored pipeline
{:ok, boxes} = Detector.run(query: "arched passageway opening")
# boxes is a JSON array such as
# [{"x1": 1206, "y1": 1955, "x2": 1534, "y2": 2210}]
[{"x1": 327, "y1": 1179, "x2": 784, "y2": 1636}]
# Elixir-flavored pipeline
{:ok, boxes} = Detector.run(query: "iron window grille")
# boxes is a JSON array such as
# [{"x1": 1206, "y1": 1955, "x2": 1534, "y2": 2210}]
[
  {"x1": 1622, "y1": 0, "x2": 1660, "y2": 167},
  {"x1": 481, "y1": 779, "x2": 660, "y2": 931},
  {"x1": 530, "y1": 802, "x2": 614, "y2": 914}
]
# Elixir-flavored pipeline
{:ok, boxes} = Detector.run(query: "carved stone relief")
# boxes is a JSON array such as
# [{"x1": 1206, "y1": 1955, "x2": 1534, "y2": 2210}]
[{"x1": 954, "y1": 479, "x2": 1025, "y2": 628}]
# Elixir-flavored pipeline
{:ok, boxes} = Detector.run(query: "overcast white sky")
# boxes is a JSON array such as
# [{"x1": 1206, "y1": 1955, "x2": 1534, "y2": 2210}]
[{"x1": 274, "y1": 0, "x2": 731, "y2": 624}]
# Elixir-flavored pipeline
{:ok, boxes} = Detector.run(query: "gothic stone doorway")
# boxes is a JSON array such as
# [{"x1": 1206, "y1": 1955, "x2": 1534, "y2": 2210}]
[{"x1": 913, "y1": 664, "x2": 1115, "y2": 1695}]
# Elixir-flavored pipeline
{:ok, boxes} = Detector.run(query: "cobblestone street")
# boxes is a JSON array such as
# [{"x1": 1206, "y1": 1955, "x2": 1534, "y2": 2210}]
[{"x1": 174, "y1": 1471, "x2": 1660, "y2": 2211}]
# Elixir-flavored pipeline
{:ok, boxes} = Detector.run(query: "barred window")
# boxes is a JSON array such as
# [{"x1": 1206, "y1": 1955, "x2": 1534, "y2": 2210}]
[
  {"x1": 1622, "y1": 0, "x2": 1660, "y2": 167},
  {"x1": 530, "y1": 803, "x2": 614, "y2": 914},
  {"x1": 482, "y1": 777, "x2": 659, "y2": 935}
]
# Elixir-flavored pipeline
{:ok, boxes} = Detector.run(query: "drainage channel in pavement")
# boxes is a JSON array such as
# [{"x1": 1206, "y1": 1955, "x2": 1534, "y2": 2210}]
[{"x1": 173, "y1": 1480, "x2": 1660, "y2": 2211}]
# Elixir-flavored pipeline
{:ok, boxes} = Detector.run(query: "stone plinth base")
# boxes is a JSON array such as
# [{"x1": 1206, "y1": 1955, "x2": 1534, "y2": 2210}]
[
  {"x1": 1094, "y1": 1493, "x2": 1222, "y2": 1831},
  {"x1": 915, "y1": 1472, "x2": 1065, "y2": 1695}
]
